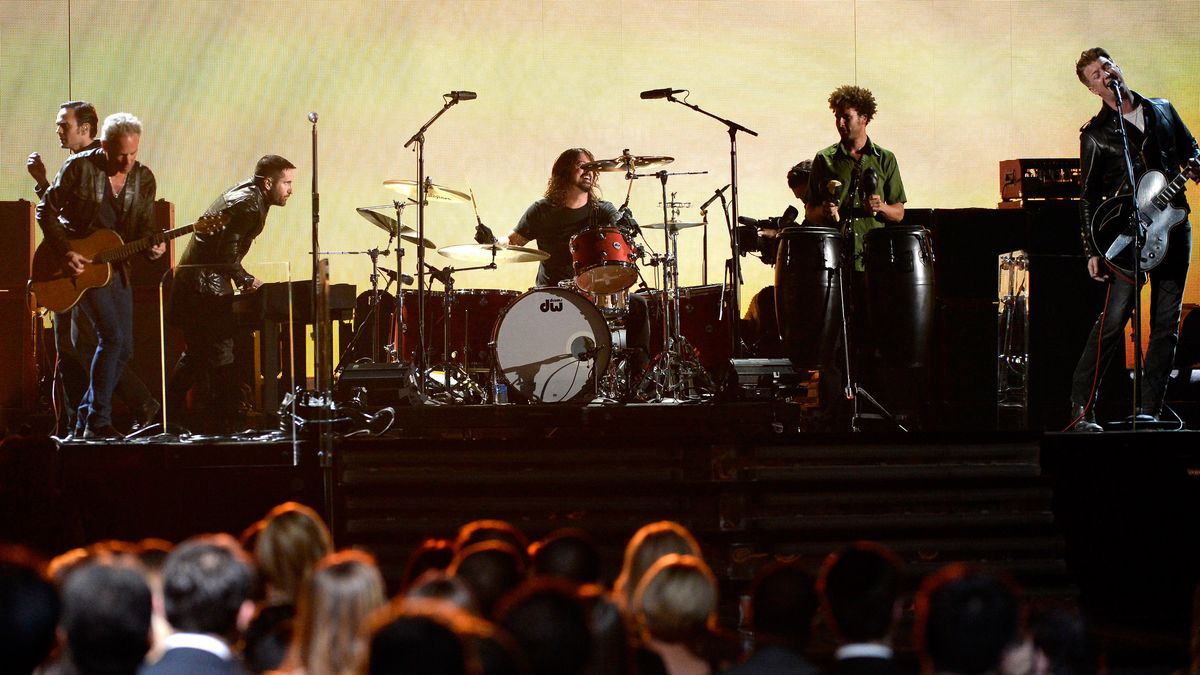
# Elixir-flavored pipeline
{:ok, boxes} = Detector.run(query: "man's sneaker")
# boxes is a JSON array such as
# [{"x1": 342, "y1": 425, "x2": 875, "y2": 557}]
[
  {"x1": 82, "y1": 425, "x2": 125, "y2": 441},
  {"x1": 1069, "y1": 405, "x2": 1103, "y2": 432}
]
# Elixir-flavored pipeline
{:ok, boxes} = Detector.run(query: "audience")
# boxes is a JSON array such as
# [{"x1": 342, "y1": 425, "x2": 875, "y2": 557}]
[
  {"x1": 0, "y1": 507, "x2": 1155, "y2": 674},
  {"x1": 274, "y1": 550, "x2": 386, "y2": 675},
  {"x1": 914, "y1": 563, "x2": 1030, "y2": 675},
  {"x1": 0, "y1": 545, "x2": 60, "y2": 675},
  {"x1": 145, "y1": 533, "x2": 255, "y2": 674},
  {"x1": 817, "y1": 541, "x2": 907, "y2": 674},
  {"x1": 723, "y1": 561, "x2": 819, "y2": 675},
  {"x1": 614, "y1": 521, "x2": 703, "y2": 615},
  {"x1": 60, "y1": 561, "x2": 153, "y2": 675}
]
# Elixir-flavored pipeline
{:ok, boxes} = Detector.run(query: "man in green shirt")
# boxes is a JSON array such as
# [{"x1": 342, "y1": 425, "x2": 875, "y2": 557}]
[{"x1": 805, "y1": 85, "x2": 907, "y2": 270}]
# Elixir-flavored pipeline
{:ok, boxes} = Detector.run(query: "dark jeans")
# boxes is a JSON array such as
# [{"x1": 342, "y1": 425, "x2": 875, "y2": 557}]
[
  {"x1": 74, "y1": 274, "x2": 134, "y2": 429},
  {"x1": 1071, "y1": 223, "x2": 1191, "y2": 414}
]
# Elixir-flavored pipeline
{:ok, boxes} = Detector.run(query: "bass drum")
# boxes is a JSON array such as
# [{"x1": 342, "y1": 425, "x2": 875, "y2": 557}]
[
  {"x1": 774, "y1": 227, "x2": 844, "y2": 369},
  {"x1": 492, "y1": 287, "x2": 611, "y2": 403},
  {"x1": 863, "y1": 226, "x2": 935, "y2": 368},
  {"x1": 450, "y1": 289, "x2": 521, "y2": 369}
]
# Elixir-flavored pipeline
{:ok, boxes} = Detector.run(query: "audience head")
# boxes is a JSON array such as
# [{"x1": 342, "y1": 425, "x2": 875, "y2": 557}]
[
  {"x1": 496, "y1": 578, "x2": 593, "y2": 675},
  {"x1": 407, "y1": 570, "x2": 479, "y2": 614},
  {"x1": 0, "y1": 546, "x2": 60, "y2": 675},
  {"x1": 746, "y1": 561, "x2": 819, "y2": 649},
  {"x1": 615, "y1": 520, "x2": 702, "y2": 611},
  {"x1": 915, "y1": 563, "x2": 1023, "y2": 675},
  {"x1": 530, "y1": 528, "x2": 602, "y2": 585},
  {"x1": 817, "y1": 541, "x2": 903, "y2": 644},
  {"x1": 291, "y1": 550, "x2": 387, "y2": 675},
  {"x1": 454, "y1": 520, "x2": 530, "y2": 563},
  {"x1": 632, "y1": 553, "x2": 718, "y2": 645},
  {"x1": 450, "y1": 541, "x2": 527, "y2": 619},
  {"x1": 255, "y1": 502, "x2": 333, "y2": 604},
  {"x1": 362, "y1": 598, "x2": 487, "y2": 675},
  {"x1": 162, "y1": 534, "x2": 254, "y2": 639},
  {"x1": 62, "y1": 561, "x2": 153, "y2": 675},
  {"x1": 401, "y1": 538, "x2": 456, "y2": 592}
]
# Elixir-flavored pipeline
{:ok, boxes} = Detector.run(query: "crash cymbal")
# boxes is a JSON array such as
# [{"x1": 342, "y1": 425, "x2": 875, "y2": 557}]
[
  {"x1": 437, "y1": 243, "x2": 549, "y2": 264},
  {"x1": 582, "y1": 155, "x2": 675, "y2": 172},
  {"x1": 382, "y1": 179, "x2": 471, "y2": 204},
  {"x1": 355, "y1": 207, "x2": 437, "y2": 248},
  {"x1": 643, "y1": 221, "x2": 704, "y2": 230}
]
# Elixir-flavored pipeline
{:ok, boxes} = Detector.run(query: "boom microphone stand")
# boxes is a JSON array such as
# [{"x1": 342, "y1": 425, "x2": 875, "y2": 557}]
[
  {"x1": 402, "y1": 90, "x2": 475, "y2": 394},
  {"x1": 643, "y1": 89, "x2": 757, "y2": 358}
]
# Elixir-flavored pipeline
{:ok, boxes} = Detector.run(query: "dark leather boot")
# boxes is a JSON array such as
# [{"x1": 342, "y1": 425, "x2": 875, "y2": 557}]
[{"x1": 1070, "y1": 404, "x2": 1103, "y2": 432}]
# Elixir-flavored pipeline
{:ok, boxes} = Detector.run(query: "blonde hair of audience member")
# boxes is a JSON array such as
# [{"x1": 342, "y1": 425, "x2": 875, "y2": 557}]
[
  {"x1": 632, "y1": 554, "x2": 719, "y2": 675},
  {"x1": 256, "y1": 502, "x2": 334, "y2": 604},
  {"x1": 275, "y1": 550, "x2": 386, "y2": 675},
  {"x1": 614, "y1": 521, "x2": 703, "y2": 612}
]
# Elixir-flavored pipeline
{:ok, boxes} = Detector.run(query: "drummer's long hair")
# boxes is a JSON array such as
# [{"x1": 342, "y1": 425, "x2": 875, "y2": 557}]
[{"x1": 545, "y1": 148, "x2": 601, "y2": 206}]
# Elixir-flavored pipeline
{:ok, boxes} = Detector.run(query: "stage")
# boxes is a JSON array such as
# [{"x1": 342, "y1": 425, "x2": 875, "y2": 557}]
[{"x1": 2, "y1": 399, "x2": 1198, "y2": 666}]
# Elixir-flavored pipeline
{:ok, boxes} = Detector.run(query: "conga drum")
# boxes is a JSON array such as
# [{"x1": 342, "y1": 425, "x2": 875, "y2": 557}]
[
  {"x1": 863, "y1": 226, "x2": 935, "y2": 368},
  {"x1": 774, "y1": 227, "x2": 844, "y2": 369}
]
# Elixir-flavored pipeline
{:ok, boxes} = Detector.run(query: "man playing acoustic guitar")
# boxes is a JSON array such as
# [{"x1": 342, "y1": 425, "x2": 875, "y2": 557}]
[
  {"x1": 1068, "y1": 48, "x2": 1200, "y2": 431},
  {"x1": 36, "y1": 113, "x2": 165, "y2": 440}
]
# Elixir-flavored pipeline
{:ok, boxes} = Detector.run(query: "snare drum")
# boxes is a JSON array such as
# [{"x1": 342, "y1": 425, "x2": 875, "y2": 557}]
[
  {"x1": 569, "y1": 226, "x2": 638, "y2": 294},
  {"x1": 492, "y1": 287, "x2": 611, "y2": 403}
]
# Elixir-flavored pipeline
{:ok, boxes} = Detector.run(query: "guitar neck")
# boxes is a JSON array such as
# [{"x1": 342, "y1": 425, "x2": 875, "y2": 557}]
[
  {"x1": 1150, "y1": 156, "x2": 1200, "y2": 210},
  {"x1": 92, "y1": 224, "x2": 195, "y2": 264}
]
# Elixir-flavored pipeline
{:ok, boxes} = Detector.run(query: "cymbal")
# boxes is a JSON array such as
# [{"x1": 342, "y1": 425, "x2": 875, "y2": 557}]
[
  {"x1": 643, "y1": 221, "x2": 704, "y2": 230},
  {"x1": 382, "y1": 179, "x2": 471, "y2": 203},
  {"x1": 355, "y1": 208, "x2": 437, "y2": 248},
  {"x1": 438, "y1": 243, "x2": 549, "y2": 264},
  {"x1": 582, "y1": 155, "x2": 674, "y2": 172}
]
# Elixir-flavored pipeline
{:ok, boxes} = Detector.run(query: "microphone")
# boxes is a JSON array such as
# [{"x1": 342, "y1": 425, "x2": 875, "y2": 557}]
[
  {"x1": 446, "y1": 91, "x2": 477, "y2": 101},
  {"x1": 379, "y1": 267, "x2": 414, "y2": 285},
  {"x1": 860, "y1": 168, "x2": 878, "y2": 199},
  {"x1": 700, "y1": 184, "x2": 732, "y2": 210},
  {"x1": 425, "y1": 264, "x2": 453, "y2": 286},
  {"x1": 640, "y1": 88, "x2": 685, "y2": 100},
  {"x1": 613, "y1": 205, "x2": 641, "y2": 237},
  {"x1": 826, "y1": 179, "x2": 843, "y2": 198},
  {"x1": 307, "y1": 112, "x2": 318, "y2": 123}
]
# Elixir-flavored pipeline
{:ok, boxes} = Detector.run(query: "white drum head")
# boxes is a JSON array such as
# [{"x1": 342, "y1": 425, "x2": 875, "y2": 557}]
[{"x1": 493, "y1": 288, "x2": 611, "y2": 403}]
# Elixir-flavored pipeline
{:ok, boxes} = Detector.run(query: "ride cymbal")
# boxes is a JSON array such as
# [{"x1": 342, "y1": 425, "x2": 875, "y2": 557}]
[
  {"x1": 382, "y1": 179, "x2": 471, "y2": 203},
  {"x1": 437, "y1": 243, "x2": 549, "y2": 264},
  {"x1": 582, "y1": 155, "x2": 675, "y2": 172}
]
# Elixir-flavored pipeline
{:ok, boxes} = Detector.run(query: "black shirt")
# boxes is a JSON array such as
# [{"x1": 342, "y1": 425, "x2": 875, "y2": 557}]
[{"x1": 514, "y1": 198, "x2": 618, "y2": 287}]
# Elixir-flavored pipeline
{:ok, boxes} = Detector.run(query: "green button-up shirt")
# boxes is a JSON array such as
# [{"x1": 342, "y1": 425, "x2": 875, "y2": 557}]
[{"x1": 807, "y1": 137, "x2": 906, "y2": 270}]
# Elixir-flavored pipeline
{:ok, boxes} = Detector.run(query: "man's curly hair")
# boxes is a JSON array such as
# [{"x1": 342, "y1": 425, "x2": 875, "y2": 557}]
[{"x1": 828, "y1": 85, "x2": 877, "y2": 121}]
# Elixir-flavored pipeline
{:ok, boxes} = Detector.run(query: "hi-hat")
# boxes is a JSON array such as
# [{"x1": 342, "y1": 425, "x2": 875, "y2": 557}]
[
  {"x1": 643, "y1": 221, "x2": 704, "y2": 230},
  {"x1": 438, "y1": 243, "x2": 549, "y2": 264},
  {"x1": 582, "y1": 155, "x2": 674, "y2": 172},
  {"x1": 356, "y1": 208, "x2": 437, "y2": 248},
  {"x1": 383, "y1": 179, "x2": 471, "y2": 203}
]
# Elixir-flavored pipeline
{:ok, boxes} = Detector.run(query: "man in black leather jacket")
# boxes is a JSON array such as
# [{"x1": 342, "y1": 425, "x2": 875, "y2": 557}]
[
  {"x1": 1068, "y1": 47, "x2": 1200, "y2": 431},
  {"x1": 36, "y1": 112, "x2": 164, "y2": 439},
  {"x1": 166, "y1": 155, "x2": 295, "y2": 432}
]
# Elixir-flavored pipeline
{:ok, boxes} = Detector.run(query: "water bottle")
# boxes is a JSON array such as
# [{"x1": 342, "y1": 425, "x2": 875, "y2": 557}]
[{"x1": 494, "y1": 383, "x2": 509, "y2": 404}]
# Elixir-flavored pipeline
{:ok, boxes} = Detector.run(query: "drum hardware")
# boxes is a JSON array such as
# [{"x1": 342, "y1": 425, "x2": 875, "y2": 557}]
[
  {"x1": 698, "y1": 184, "x2": 732, "y2": 286},
  {"x1": 322, "y1": 244, "x2": 399, "y2": 370},
  {"x1": 401, "y1": 91, "x2": 476, "y2": 396}
]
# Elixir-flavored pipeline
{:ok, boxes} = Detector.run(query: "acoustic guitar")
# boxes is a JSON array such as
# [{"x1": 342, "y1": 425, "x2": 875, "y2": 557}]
[
  {"x1": 29, "y1": 212, "x2": 228, "y2": 313},
  {"x1": 1091, "y1": 155, "x2": 1200, "y2": 276}
]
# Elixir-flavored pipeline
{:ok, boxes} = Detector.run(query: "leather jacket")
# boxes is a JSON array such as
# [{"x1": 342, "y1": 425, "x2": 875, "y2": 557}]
[
  {"x1": 36, "y1": 146, "x2": 157, "y2": 274},
  {"x1": 173, "y1": 179, "x2": 268, "y2": 304},
  {"x1": 1078, "y1": 92, "x2": 1198, "y2": 255}
]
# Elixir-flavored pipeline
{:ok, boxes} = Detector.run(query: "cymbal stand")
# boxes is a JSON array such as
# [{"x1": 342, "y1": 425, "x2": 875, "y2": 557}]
[
  {"x1": 326, "y1": 243, "x2": 396, "y2": 376},
  {"x1": 403, "y1": 93, "x2": 469, "y2": 394}
]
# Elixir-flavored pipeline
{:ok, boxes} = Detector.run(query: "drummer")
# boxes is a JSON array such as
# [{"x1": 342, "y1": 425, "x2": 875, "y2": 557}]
[{"x1": 501, "y1": 147, "x2": 652, "y2": 387}]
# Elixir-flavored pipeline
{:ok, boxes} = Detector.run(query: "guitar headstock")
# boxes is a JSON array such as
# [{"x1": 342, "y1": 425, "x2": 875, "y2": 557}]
[{"x1": 195, "y1": 211, "x2": 230, "y2": 235}]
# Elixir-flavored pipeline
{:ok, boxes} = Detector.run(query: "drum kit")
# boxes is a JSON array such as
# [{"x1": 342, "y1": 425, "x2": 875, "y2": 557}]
[{"x1": 336, "y1": 152, "x2": 728, "y2": 405}]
